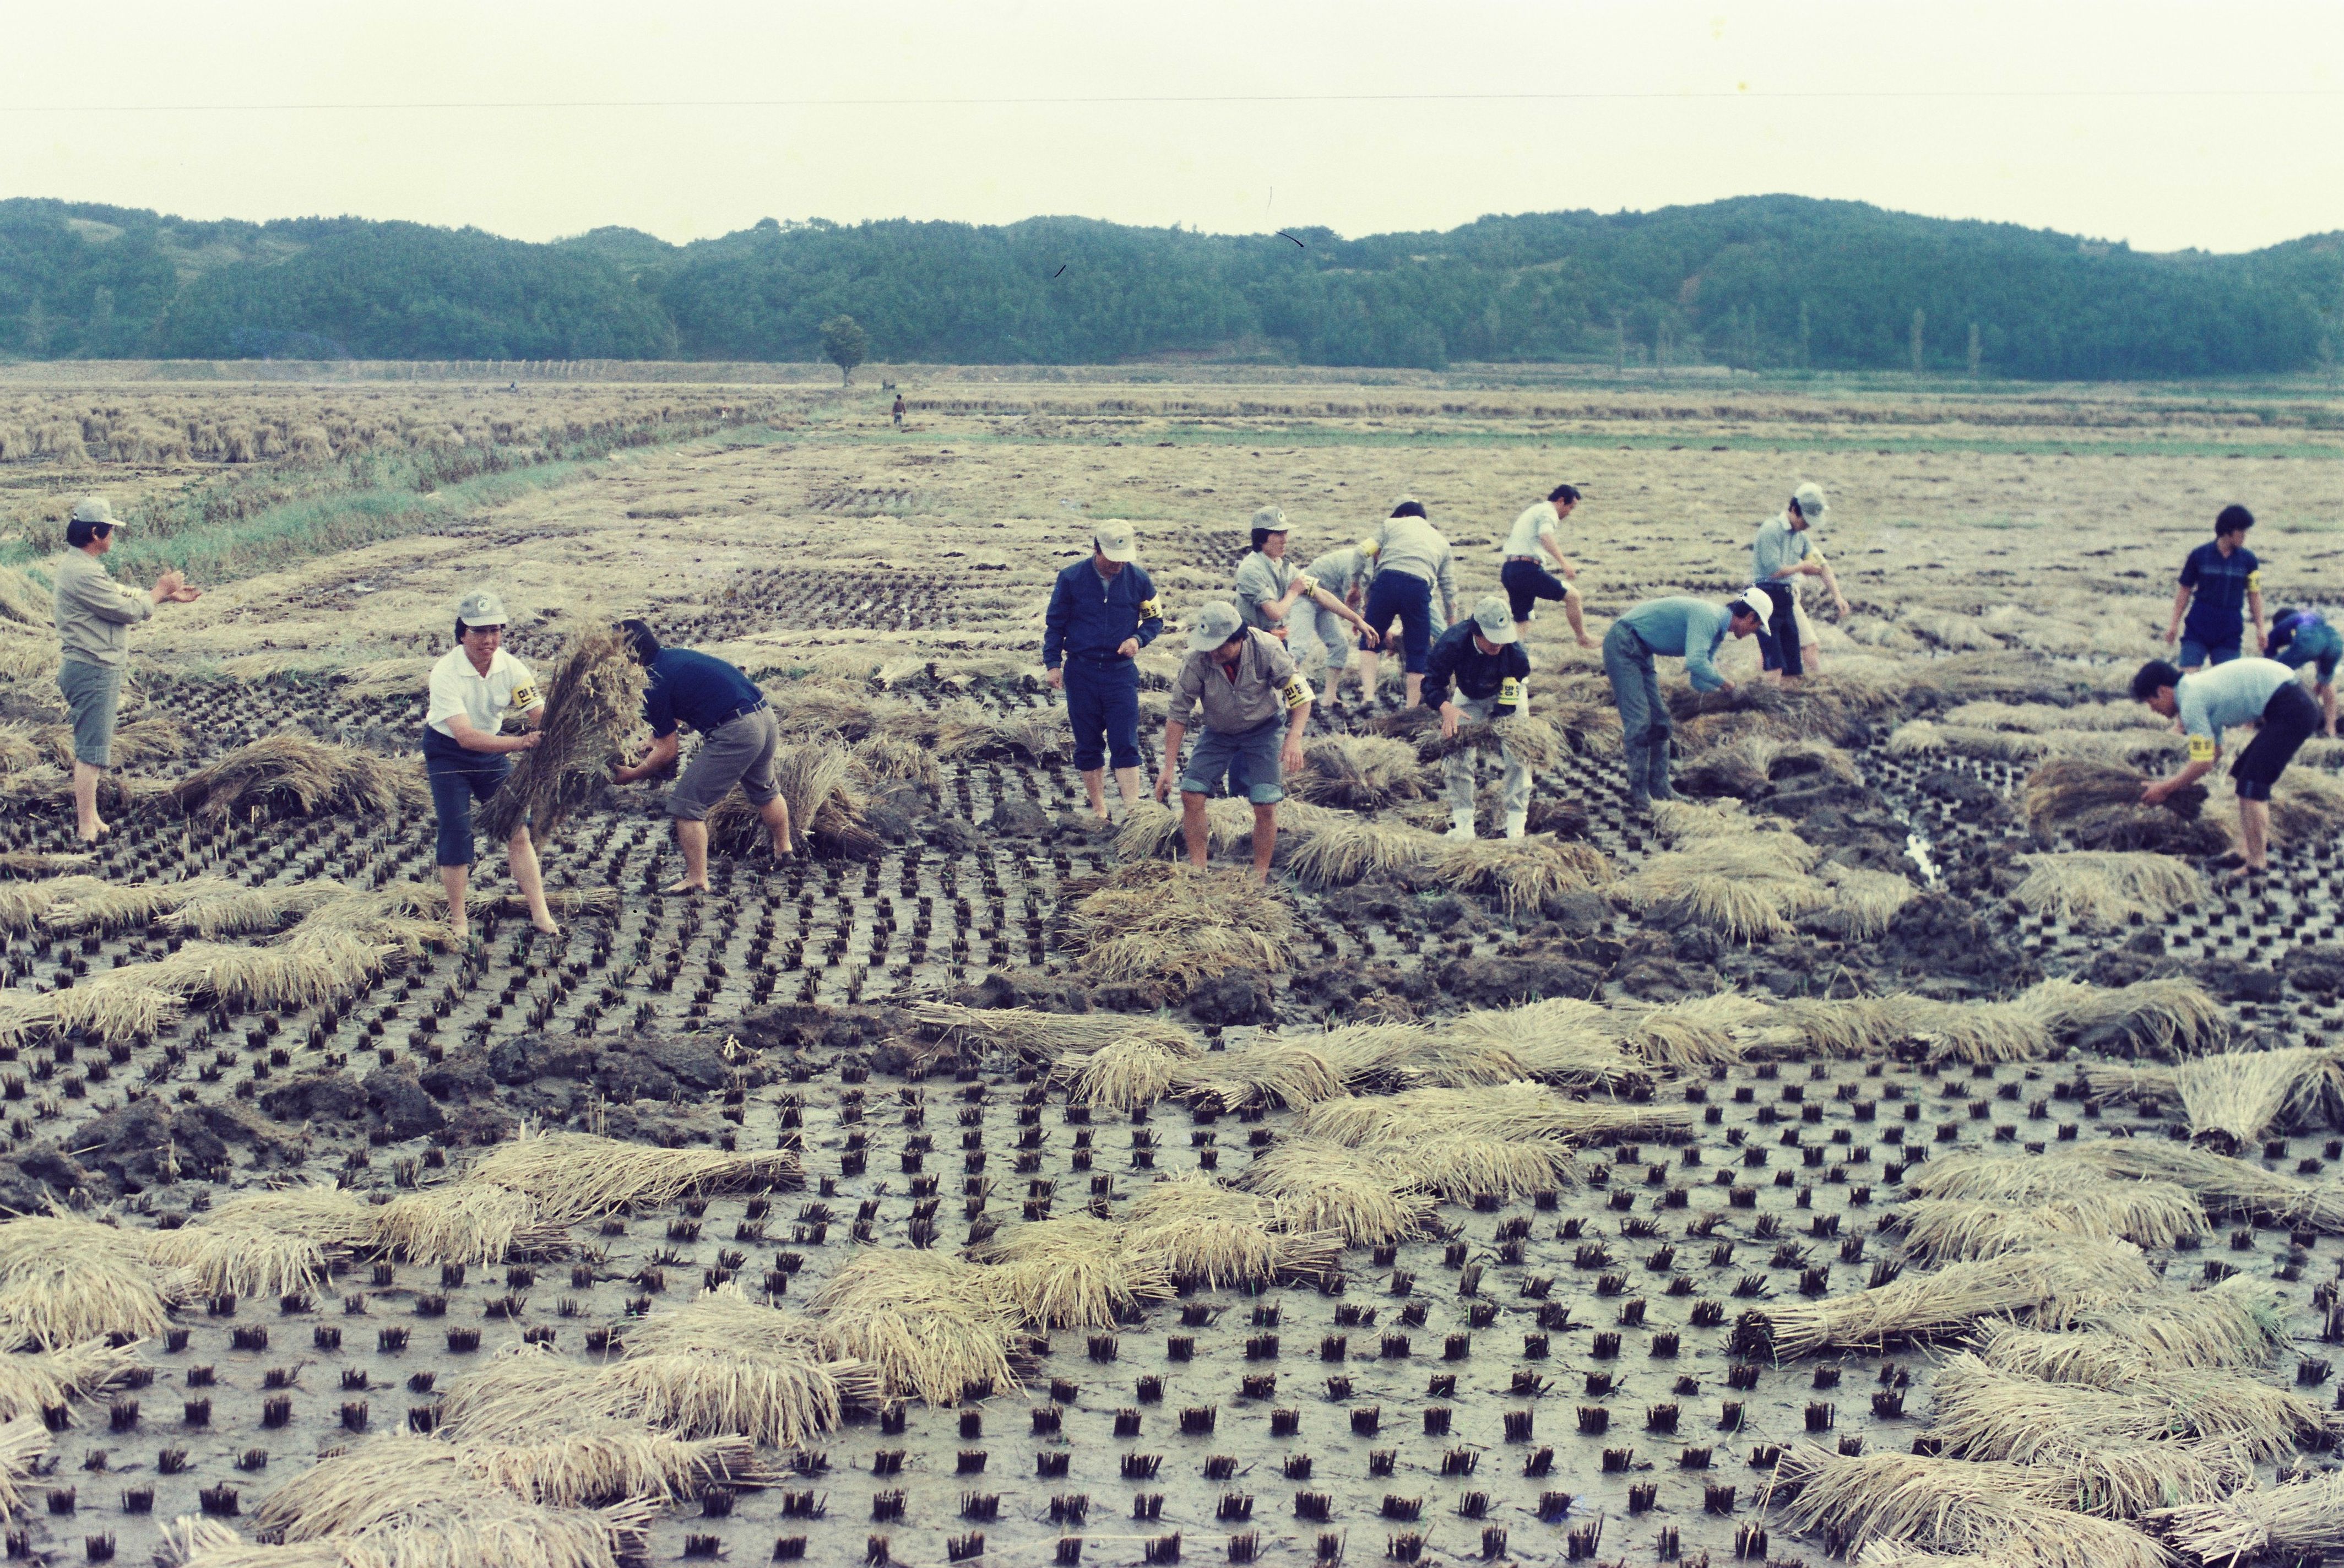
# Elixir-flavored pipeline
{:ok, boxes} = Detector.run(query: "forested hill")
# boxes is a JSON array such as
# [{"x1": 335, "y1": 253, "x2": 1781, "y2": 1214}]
[{"x1": 3, "y1": 194, "x2": 2340, "y2": 378}]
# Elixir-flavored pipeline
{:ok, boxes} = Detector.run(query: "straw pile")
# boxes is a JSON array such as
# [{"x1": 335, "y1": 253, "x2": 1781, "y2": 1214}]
[
  {"x1": 1444, "y1": 1001, "x2": 1651, "y2": 1088},
  {"x1": 1423, "y1": 834, "x2": 1612, "y2": 914},
  {"x1": 1679, "y1": 734, "x2": 1860, "y2": 797},
  {"x1": 1616, "y1": 833, "x2": 1829, "y2": 942},
  {"x1": 1756, "y1": 1241, "x2": 2158, "y2": 1359},
  {"x1": 482, "y1": 627, "x2": 648, "y2": 847},
  {"x1": 805, "y1": 1251, "x2": 1022, "y2": 1403},
  {"x1": 0, "y1": 1339, "x2": 142, "y2": 1424},
  {"x1": 2020, "y1": 976, "x2": 2229, "y2": 1059},
  {"x1": 1172, "y1": 1038, "x2": 1349, "y2": 1111},
  {"x1": 965, "y1": 1217, "x2": 1176, "y2": 1328},
  {"x1": 1288, "y1": 734, "x2": 1431, "y2": 808},
  {"x1": 709, "y1": 744, "x2": 882, "y2": 860},
  {"x1": 2083, "y1": 1046, "x2": 2344, "y2": 1150},
  {"x1": 169, "y1": 735, "x2": 427, "y2": 822},
  {"x1": 2022, "y1": 758, "x2": 2223, "y2": 854},
  {"x1": 1893, "y1": 1184, "x2": 2206, "y2": 1262},
  {"x1": 2013, "y1": 851, "x2": 2207, "y2": 930},
  {"x1": 601, "y1": 1287, "x2": 882, "y2": 1447},
  {"x1": 1609, "y1": 991, "x2": 1772, "y2": 1070},
  {"x1": 368, "y1": 1182, "x2": 567, "y2": 1266},
  {"x1": 2152, "y1": 1472, "x2": 2344, "y2": 1565},
  {"x1": 0, "y1": 1213, "x2": 191, "y2": 1348},
  {"x1": 145, "y1": 1186, "x2": 376, "y2": 1296},
  {"x1": 1055, "y1": 1033, "x2": 1197, "y2": 1110},
  {"x1": 1973, "y1": 1279, "x2": 2291, "y2": 1386},
  {"x1": 1282, "y1": 811, "x2": 1445, "y2": 887},
  {"x1": 1062, "y1": 861, "x2": 1293, "y2": 994},
  {"x1": 1931, "y1": 1352, "x2": 2324, "y2": 1464},
  {"x1": 468, "y1": 1128, "x2": 801, "y2": 1220},
  {"x1": 1295, "y1": 1082, "x2": 1692, "y2": 1148},
  {"x1": 1914, "y1": 1142, "x2": 2344, "y2": 1232},
  {"x1": 1122, "y1": 1175, "x2": 1341, "y2": 1288},
  {"x1": 1235, "y1": 1137, "x2": 1436, "y2": 1245}
]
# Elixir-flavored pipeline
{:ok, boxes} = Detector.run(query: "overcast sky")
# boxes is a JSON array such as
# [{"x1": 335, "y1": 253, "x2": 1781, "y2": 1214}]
[{"x1": 5, "y1": 1, "x2": 2340, "y2": 253}]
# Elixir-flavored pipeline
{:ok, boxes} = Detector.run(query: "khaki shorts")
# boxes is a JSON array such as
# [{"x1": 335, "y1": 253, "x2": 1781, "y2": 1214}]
[
  {"x1": 666, "y1": 707, "x2": 780, "y2": 821},
  {"x1": 57, "y1": 659, "x2": 123, "y2": 768}
]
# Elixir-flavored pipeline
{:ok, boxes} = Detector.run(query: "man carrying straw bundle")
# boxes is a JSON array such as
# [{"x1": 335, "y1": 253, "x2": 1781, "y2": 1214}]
[
  {"x1": 1603, "y1": 591, "x2": 1770, "y2": 813},
  {"x1": 1500, "y1": 484, "x2": 1598, "y2": 653},
  {"x1": 2133, "y1": 654, "x2": 2321, "y2": 881},
  {"x1": 423, "y1": 590, "x2": 558, "y2": 941},
  {"x1": 2166, "y1": 504, "x2": 2263, "y2": 671},
  {"x1": 1748, "y1": 481, "x2": 1848, "y2": 683},
  {"x1": 51, "y1": 496, "x2": 200, "y2": 843},
  {"x1": 1231, "y1": 506, "x2": 1380, "y2": 687},
  {"x1": 612, "y1": 620, "x2": 791, "y2": 894},
  {"x1": 1425, "y1": 596, "x2": 1536, "y2": 841},
  {"x1": 1155, "y1": 600, "x2": 1314, "y2": 884},
  {"x1": 1044, "y1": 520, "x2": 1163, "y2": 826}
]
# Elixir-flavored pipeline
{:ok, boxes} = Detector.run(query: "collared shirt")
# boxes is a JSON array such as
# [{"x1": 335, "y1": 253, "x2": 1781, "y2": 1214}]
[
  {"x1": 1232, "y1": 551, "x2": 1301, "y2": 632},
  {"x1": 1042, "y1": 558, "x2": 1162, "y2": 668},
  {"x1": 1423, "y1": 621, "x2": 1532, "y2": 710},
  {"x1": 1367, "y1": 516, "x2": 1457, "y2": 607},
  {"x1": 1616, "y1": 597, "x2": 1736, "y2": 692},
  {"x1": 1501, "y1": 501, "x2": 1559, "y2": 558},
  {"x1": 1751, "y1": 512, "x2": 1813, "y2": 585},
  {"x1": 643, "y1": 647, "x2": 764, "y2": 738},
  {"x1": 426, "y1": 645, "x2": 541, "y2": 739},
  {"x1": 2177, "y1": 657, "x2": 2294, "y2": 756},
  {"x1": 52, "y1": 549, "x2": 152, "y2": 668},
  {"x1": 1169, "y1": 628, "x2": 1310, "y2": 733},
  {"x1": 1304, "y1": 546, "x2": 1372, "y2": 601},
  {"x1": 2180, "y1": 540, "x2": 2261, "y2": 649}
]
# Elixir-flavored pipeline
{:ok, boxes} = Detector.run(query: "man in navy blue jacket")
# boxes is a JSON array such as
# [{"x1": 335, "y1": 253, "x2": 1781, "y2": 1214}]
[{"x1": 1044, "y1": 519, "x2": 1164, "y2": 823}]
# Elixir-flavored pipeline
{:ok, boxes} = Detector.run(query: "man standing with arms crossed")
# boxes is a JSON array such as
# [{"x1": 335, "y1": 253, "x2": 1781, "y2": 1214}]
[
  {"x1": 1500, "y1": 484, "x2": 1598, "y2": 651},
  {"x1": 51, "y1": 497, "x2": 199, "y2": 843},
  {"x1": 1749, "y1": 482, "x2": 1849, "y2": 683},
  {"x1": 1155, "y1": 601, "x2": 1314, "y2": 885},
  {"x1": 2166, "y1": 505, "x2": 2264, "y2": 671},
  {"x1": 1044, "y1": 520, "x2": 1163, "y2": 826}
]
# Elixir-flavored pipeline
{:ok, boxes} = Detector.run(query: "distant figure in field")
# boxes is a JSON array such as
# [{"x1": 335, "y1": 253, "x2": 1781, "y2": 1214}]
[
  {"x1": 1353, "y1": 500, "x2": 1458, "y2": 709},
  {"x1": 892, "y1": 393, "x2": 907, "y2": 427},
  {"x1": 1748, "y1": 481, "x2": 1848, "y2": 683},
  {"x1": 2267, "y1": 606, "x2": 2341, "y2": 738},
  {"x1": 1500, "y1": 483, "x2": 1597, "y2": 651},
  {"x1": 2166, "y1": 504, "x2": 2263, "y2": 671}
]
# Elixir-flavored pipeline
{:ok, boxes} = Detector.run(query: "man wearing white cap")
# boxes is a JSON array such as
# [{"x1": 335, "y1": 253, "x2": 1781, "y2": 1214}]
[
  {"x1": 51, "y1": 496, "x2": 200, "y2": 842},
  {"x1": 1231, "y1": 506, "x2": 1380, "y2": 682},
  {"x1": 1424, "y1": 596, "x2": 1538, "y2": 839},
  {"x1": 1043, "y1": 520, "x2": 1163, "y2": 824},
  {"x1": 1748, "y1": 482, "x2": 1849, "y2": 683},
  {"x1": 1155, "y1": 600, "x2": 1314, "y2": 884},
  {"x1": 423, "y1": 589, "x2": 559, "y2": 941},
  {"x1": 1604, "y1": 590, "x2": 1770, "y2": 812}
]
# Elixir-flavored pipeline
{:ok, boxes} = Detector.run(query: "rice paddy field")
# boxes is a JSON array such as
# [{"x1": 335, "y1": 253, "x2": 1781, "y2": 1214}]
[{"x1": 2, "y1": 369, "x2": 2343, "y2": 1566}]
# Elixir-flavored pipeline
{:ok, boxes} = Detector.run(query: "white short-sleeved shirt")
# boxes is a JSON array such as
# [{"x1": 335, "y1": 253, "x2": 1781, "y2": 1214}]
[
  {"x1": 1501, "y1": 501, "x2": 1558, "y2": 558},
  {"x1": 426, "y1": 645, "x2": 540, "y2": 739},
  {"x1": 2176, "y1": 657, "x2": 2293, "y2": 756}
]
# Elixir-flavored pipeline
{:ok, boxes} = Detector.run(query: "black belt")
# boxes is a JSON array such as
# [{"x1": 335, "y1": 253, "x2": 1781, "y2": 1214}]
[
  {"x1": 707, "y1": 699, "x2": 769, "y2": 729},
  {"x1": 1069, "y1": 651, "x2": 1134, "y2": 665}
]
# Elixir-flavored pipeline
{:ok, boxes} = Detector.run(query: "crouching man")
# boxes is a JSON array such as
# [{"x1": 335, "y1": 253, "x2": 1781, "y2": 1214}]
[
  {"x1": 1155, "y1": 600, "x2": 1313, "y2": 885},
  {"x1": 2134, "y1": 655, "x2": 2322, "y2": 882},
  {"x1": 1426, "y1": 596, "x2": 1536, "y2": 840}
]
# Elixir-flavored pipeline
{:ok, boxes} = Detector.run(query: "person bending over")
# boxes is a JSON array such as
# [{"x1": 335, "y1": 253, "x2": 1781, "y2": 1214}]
[
  {"x1": 2134, "y1": 654, "x2": 2320, "y2": 881},
  {"x1": 612, "y1": 620, "x2": 793, "y2": 893}
]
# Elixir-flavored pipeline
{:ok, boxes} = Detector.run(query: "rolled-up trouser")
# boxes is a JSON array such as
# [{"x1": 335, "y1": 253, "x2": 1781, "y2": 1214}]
[
  {"x1": 1602, "y1": 622, "x2": 1670, "y2": 795},
  {"x1": 1442, "y1": 692, "x2": 1534, "y2": 816},
  {"x1": 57, "y1": 658, "x2": 123, "y2": 768},
  {"x1": 1063, "y1": 656, "x2": 1142, "y2": 772},
  {"x1": 423, "y1": 726, "x2": 514, "y2": 868},
  {"x1": 1755, "y1": 582, "x2": 1805, "y2": 677},
  {"x1": 1287, "y1": 601, "x2": 1354, "y2": 675}
]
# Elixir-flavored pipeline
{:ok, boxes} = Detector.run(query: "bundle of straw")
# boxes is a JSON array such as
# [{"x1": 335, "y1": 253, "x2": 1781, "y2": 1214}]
[
  {"x1": 1122, "y1": 1176, "x2": 1341, "y2": 1288},
  {"x1": 2022, "y1": 758, "x2": 2222, "y2": 854},
  {"x1": 169, "y1": 735, "x2": 427, "y2": 822},
  {"x1": 0, "y1": 1213, "x2": 190, "y2": 1348},
  {"x1": 1282, "y1": 812, "x2": 1444, "y2": 887},
  {"x1": 1288, "y1": 734, "x2": 1431, "y2": 809},
  {"x1": 1609, "y1": 991, "x2": 1772, "y2": 1070},
  {"x1": 607, "y1": 1288, "x2": 881, "y2": 1447},
  {"x1": 1424, "y1": 835, "x2": 1612, "y2": 914},
  {"x1": 1235, "y1": 1138, "x2": 1435, "y2": 1246},
  {"x1": 1757, "y1": 1241, "x2": 2157, "y2": 1359},
  {"x1": 468, "y1": 1130, "x2": 800, "y2": 1221},
  {"x1": 1755, "y1": 995, "x2": 1910, "y2": 1058},
  {"x1": 1934, "y1": 1141, "x2": 2344, "y2": 1233},
  {"x1": 1172, "y1": 1039, "x2": 1348, "y2": 1111},
  {"x1": 1055, "y1": 1034, "x2": 1195, "y2": 1110},
  {"x1": 0, "y1": 1417, "x2": 48, "y2": 1520},
  {"x1": 805, "y1": 1251, "x2": 1022, "y2": 1403},
  {"x1": 2013, "y1": 851, "x2": 2208, "y2": 930},
  {"x1": 1296, "y1": 1082, "x2": 1692, "y2": 1148},
  {"x1": 482, "y1": 627, "x2": 648, "y2": 847},
  {"x1": 2151, "y1": 1472, "x2": 2344, "y2": 1566},
  {"x1": 145, "y1": 1186, "x2": 376, "y2": 1296},
  {"x1": 0, "y1": 1339, "x2": 142, "y2": 1424},
  {"x1": 2019, "y1": 976, "x2": 2230, "y2": 1059},
  {"x1": 1445, "y1": 1001, "x2": 1649, "y2": 1089},
  {"x1": 2083, "y1": 1046, "x2": 2344, "y2": 1151},
  {"x1": 708, "y1": 744, "x2": 882, "y2": 860},
  {"x1": 0, "y1": 849, "x2": 92, "y2": 880},
  {"x1": 1062, "y1": 861, "x2": 1293, "y2": 994},
  {"x1": 1930, "y1": 1352, "x2": 2324, "y2": 1464},
  {"x1": 1892, "y1": 1184, "x2": 2206, "y2": 1263},
  {"x1": 965, "y1": 1217, "x2": 1175, "y2": 1328},
  {"x1": 367, "y1": 1183, "x2": 565, "y2": 1266},
  {"x1": 1973, "y1": 1281, "x2": 2291, "y2": 1386},
  {"x1": 1615, "y1": 834, "x2": 1827, "y2": 942}
]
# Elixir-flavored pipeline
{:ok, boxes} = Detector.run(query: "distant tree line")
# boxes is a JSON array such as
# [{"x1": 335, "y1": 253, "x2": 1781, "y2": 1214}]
[{"x1": 2, "y1": 194, "x2": 2338, "y2": 379}]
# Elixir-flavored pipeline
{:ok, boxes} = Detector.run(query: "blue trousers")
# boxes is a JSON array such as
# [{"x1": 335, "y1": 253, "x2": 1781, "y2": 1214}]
[
  {"x1": 423, "y1": 726, "x2": 513, "y2": 868},
  {"x1": 1064, "y1": 657, "x2": 1141, "y2": 772},
  {"x1": 1364, "y1": 571, "x2": 1436, "y2": 675}
]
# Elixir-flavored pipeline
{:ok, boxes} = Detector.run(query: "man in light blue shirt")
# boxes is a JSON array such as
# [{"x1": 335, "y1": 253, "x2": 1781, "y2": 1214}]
[
  {"x1": 1603, "y1": 590, "x2": 1769, "y2": 811},
  {"x1": 2134, "y1": 655, "x2": 2321, "y2": 879},
  {"x1": 1748, "y1": 482, "x2": 1848, "y2": 682}
]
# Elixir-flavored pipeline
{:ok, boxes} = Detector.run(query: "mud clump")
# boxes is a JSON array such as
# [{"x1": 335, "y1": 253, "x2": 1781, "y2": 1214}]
[
  {"x1": 987, "y1": 796, "x2": 1054, "y2": 838},
  {"x1": 1868, "y1": 891, "x2": 2039, "y2": 995},
  {"x1": 1184, "y1": 968, "x2": 1277, "y2": 1026},
  {"x1": 9, "y1": 1098, "x2": 301, "y2": 1209},
  {"x1": 1430, "y1": 939, "x2": 1611, "y2": 1008}
]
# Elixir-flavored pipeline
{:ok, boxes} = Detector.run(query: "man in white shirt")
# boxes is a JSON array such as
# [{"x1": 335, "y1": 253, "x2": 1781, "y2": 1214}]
[
  {"x1": 422, "y1": 589, "x2": 558, "y2": 941},
  {"x1": 1500, "y1": 484, "x2": 1597, "y2": 652}
]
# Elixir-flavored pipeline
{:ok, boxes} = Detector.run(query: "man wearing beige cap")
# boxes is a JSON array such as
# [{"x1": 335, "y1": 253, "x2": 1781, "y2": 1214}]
[
  {"x1": 52, "y1": 497, "x2": 199, "y2": 842},
  {"x1": 1749, "y1": 481, "x2": 1849, "y2": 682},
  {"x1": 1043, "y1": 520, "x2": 1163, "y2": 824},
  {"x1": 1424, "y1": 597, "x2": 1538, "y2": 840},
  {"x1": 1155, "y1": 599, "x2": 1314, "y2": 884}
]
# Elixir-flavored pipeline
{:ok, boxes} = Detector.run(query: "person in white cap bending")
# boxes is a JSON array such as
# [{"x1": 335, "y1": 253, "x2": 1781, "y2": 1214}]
[
  {"x1": 1603, "y1": 590, "x2": 1770, "y2": 812},
  {"x1": 1748, "y1": 481, "x2": 1849, "y2": 683},
  {"x1": 51, "y1": 496, "x2": 199, "y2": 842},
  {"x1": 1232, "y1": 506, "x2": 1380, "y2": 688},
  {"x1": 1043, "y1": 519, "x2": 1163, "y2": 824},
  {"x1": 422, "y1": 590, "x2": 559, "y2": 941},
  {"x1": 1424, "y1": 596, "x2": 1538, "y2": 839},
  {"x1": 1155, "y1": 599, "x2": 1314, "y2": 885}
]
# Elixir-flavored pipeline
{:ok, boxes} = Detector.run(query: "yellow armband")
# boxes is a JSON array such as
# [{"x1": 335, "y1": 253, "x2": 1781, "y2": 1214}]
[
  {"x1": 2187, "y1": 735, "x2": 2216, "y2": 763},
  {"x1": 1137, "y1": 598, "x2": 1159, "y2": 619},
  {"x1": 510, "y1": 682, "x2": 541, "y2": 710},
  {"x1": 1296, "y1": 574, "x2": 1320, "y2": 595},
  {"x1": 2247, "y1": 571, "x2": 2261, "y2": 594},
  {"x1": 1280, "y1": 677, "x2": 1311, "y2": 711},
  {"x1": 1499, "y1": 677, "x2": 1524, "y2": 707}
]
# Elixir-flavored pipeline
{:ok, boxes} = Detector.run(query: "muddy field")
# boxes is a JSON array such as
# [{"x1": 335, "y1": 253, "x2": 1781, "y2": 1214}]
[{"x1": 1, "y1": 375, "x2": 2343, "y2": 1567}]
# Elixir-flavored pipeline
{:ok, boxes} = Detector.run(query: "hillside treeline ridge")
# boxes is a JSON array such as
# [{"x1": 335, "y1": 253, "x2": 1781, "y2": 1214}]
[{"x1": 3, "y1": 194, "x2": 2340, "y2": 380}]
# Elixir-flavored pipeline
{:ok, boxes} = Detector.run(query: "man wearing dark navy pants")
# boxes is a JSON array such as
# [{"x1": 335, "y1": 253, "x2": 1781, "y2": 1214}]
[{"x1": 1044, "y1": 519, "x2": 1165, "y2": 824}]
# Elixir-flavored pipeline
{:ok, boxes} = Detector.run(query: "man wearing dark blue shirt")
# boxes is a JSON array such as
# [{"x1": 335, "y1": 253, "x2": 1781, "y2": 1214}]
[
  {"x1": 1043, "y1": 520, "x2": 1164, "y2": 824},
  {"x1": 2166, "y1": 505, "x2": 2265, "y2": 671},
  {"x1": 1424, "y1": 598, "x2": 1538, "y2": 840},
  {"x1": 612, "y1": 620, "x2": 792, "y2": 893}
]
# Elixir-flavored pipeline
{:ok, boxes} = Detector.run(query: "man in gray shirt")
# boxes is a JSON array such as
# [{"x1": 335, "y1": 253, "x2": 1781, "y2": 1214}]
[
  {"x1": 51, "y1": 497, "x2": 199, "y2": 841},
  {"x1": 1231, "y1": 506, "x2": 1378, "y2": 696},
  {"x1": 1155, "y1": 599, "x2": 1315, "y2": 884},
  {"x1": 1354, "y1": 500, "x2": 1459, "y2": 709},
  {"x1": 2134, "y1": 655, "x2": 2321, "y2": 880}
]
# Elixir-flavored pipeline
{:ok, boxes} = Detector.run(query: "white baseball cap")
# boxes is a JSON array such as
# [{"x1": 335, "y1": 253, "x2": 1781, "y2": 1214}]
[
  {"x1": 457, "y1": 589, "x2": 509, "y2": 627},
  {"x1": 69, "y1": 497, "x2": 123, "y2": 528},
  {"x1": 1186, "y1": 599, "x2": 1245, "y2": 652},
  {"x1": 1732, "y1": 588, "x2": 1773, "y2": 622},
  {"x1": 1094, "y1": 520, "x2": 1138, "y2": 563},
  {"x1": 1793, "y1": 482, "x2": 1827, "y2": 522},
  {"x1": 1471, "y1": 597, "x2": 1518, "y2": 644}
]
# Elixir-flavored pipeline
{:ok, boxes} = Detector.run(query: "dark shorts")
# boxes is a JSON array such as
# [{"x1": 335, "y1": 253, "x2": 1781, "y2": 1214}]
[
  {"x1": 668, "y1": 707, "x2": 780, "y2": 821},
  {"x1": 57, "y1": 659, "x2": 123, "y2": 768},
  {"x1": 1178, "y1": 716, "x2": 1286, "y2": 805},
  {"x1": 1500, "y1": 558, "x2": 1570, "y2": 622},
  {"x1": 424, "y1": 726, "x2": 513, "y2": 867},
  {"x1": 1064, "y1": 657, "x2": 1142, "y2": 772},
  {"x1": 1754, "y1": 583, "x2": 1804, "y2": 677},
  {"x1": 1363, "y1": 571, "x2": 1436, "y2": 675},
  {"x1": 2232, "y1": 681, "x2": 2321, "y2": 802},
  {"x1": 2179, "y1": 637, "x2": 2240, "y2": 670}
]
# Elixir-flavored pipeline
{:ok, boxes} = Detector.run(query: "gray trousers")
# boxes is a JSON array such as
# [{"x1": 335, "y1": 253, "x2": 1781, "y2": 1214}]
[
  {"x1": 1602, "y1": 622, "x2": 1673, "y2": 797},
  {"x1": 1443, "y1": 692, "x2": 1534, "y2": 815},
  {"x1": 1287, "y1": 601, "x2": 1354, "y2": 676}
]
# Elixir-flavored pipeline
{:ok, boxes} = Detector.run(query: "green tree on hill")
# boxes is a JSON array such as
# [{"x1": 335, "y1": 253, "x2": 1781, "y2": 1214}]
[{"x1": 821, "y1": 314, "x2": 868, "y2": 383}]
